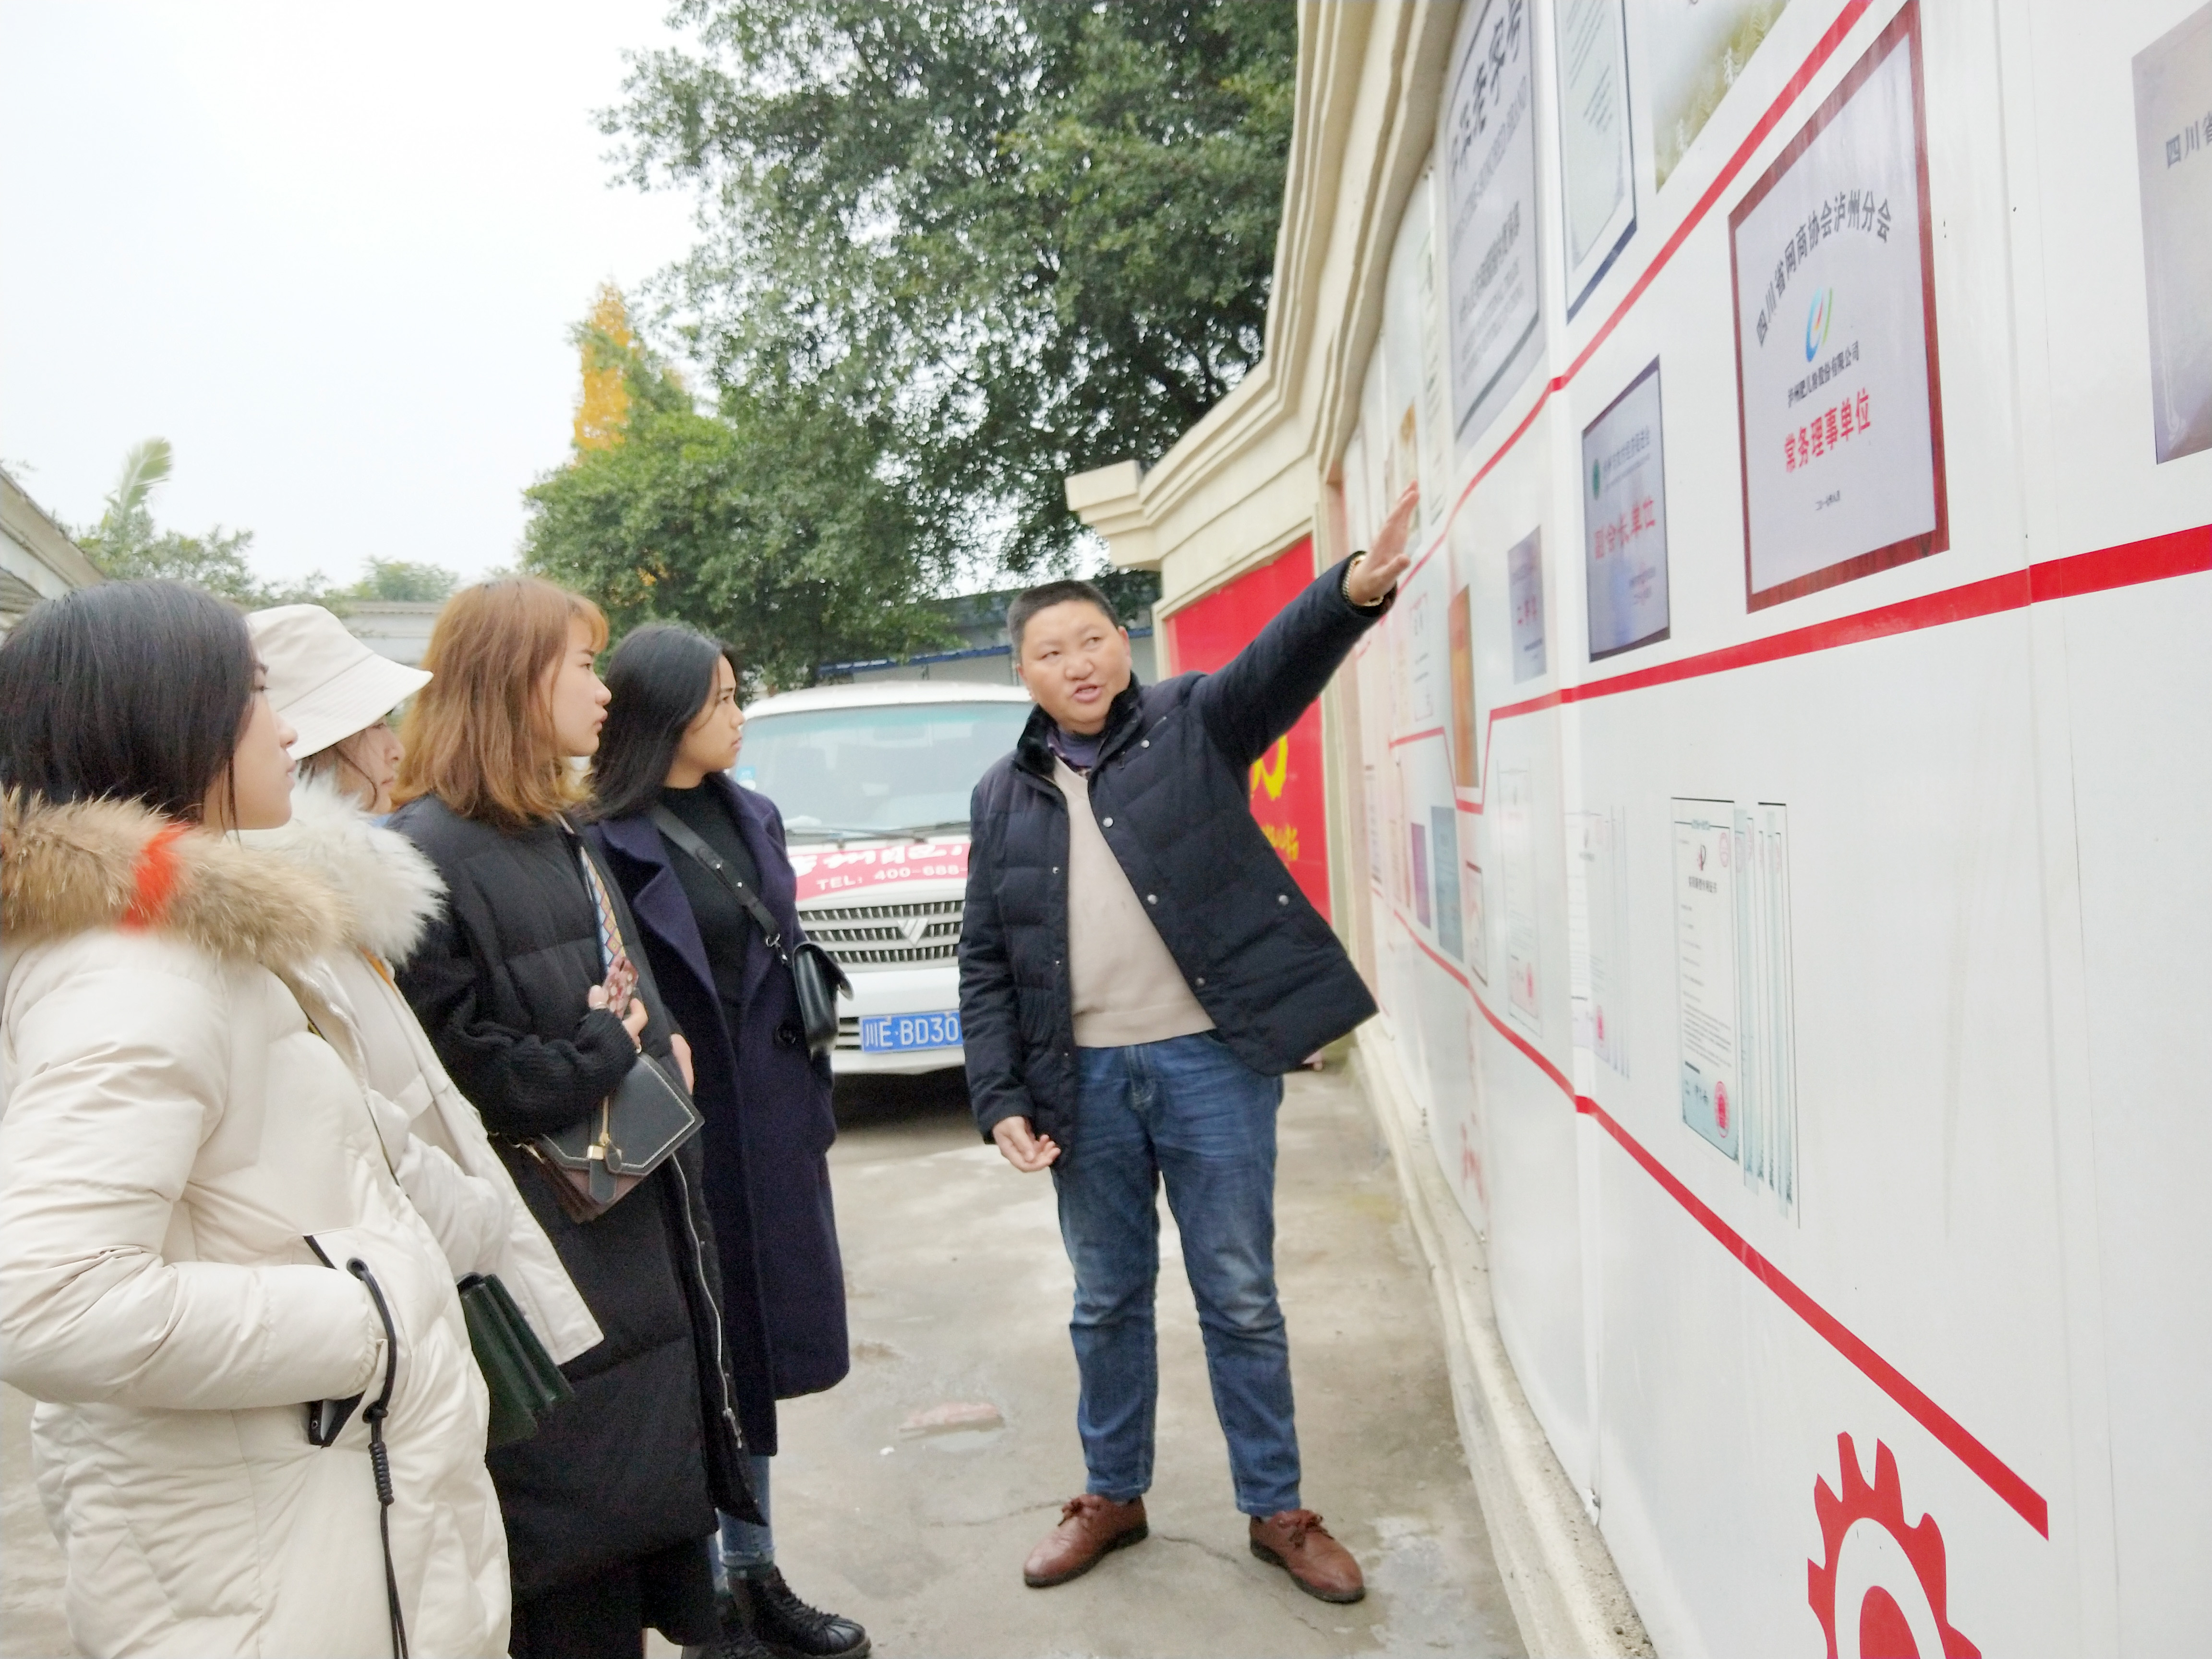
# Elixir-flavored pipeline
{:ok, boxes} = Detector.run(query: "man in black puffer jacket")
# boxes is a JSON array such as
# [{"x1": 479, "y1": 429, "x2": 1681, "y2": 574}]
[{"x1": 960, "y1": 490, "x2": 1418, "y2": 1608}]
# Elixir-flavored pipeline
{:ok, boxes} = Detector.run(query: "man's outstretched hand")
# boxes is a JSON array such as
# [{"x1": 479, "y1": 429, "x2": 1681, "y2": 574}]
[
  {"x1": 1346, "y1": 484, "x2": 1420, "y2": 606},
  {"x1": 992, "y1": 1116, "x2": 1062, "y2": 1173}
]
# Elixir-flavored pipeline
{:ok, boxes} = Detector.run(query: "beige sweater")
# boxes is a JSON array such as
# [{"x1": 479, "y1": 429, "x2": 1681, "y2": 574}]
[{"x1": 1053, "y1": 757, "x2": 1215, "y2": 1048}]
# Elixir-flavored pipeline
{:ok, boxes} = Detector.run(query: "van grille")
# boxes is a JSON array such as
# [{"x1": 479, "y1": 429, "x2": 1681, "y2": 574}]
[{"x1": 798, "y1": 897, "x2": 964, "y2": 969}]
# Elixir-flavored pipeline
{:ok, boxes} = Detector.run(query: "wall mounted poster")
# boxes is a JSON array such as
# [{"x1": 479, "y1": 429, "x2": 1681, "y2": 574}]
[
  {"x1": 1447, "y1": 580, "x2": 1477, "y2": 788},
  {"x1": 1555, "y1": 0, "x2": 1635, "y2": 316},
  {"x1": 1460, "y1": 827, "x2": 1490, "y2": 986},
  {"x1": 1671, "y1": 797, "x2": 1799, "y2": 1204},
  {"x1": 1733, "y1": 802, "x2": 1797, "y2": 1210},
  {"x1": 1672, "y1": 800, "x2": 1739, "y2": 1159},
  {"x1": 1499, "y1": 767, "x2": 1541, "y2": 1033},
  {"x1": 1582, "y1": 360, "x2": 1672, "y2": 659},
  {"x1": 2134, "y1": 2, "x2": 2212, "y2": 463},
  {"x1": 1730, "y1": 3, "x2": 1946, "y2": 610},
  {"x1": 1647, "y1": 0, "x2": 1791, "y2": 190},
  {"x1": 1508, "y1": 528, "x2": 1547, "y2": 682},
  {"x1": 1445, "y1": 0, "x2": 1544, "y2": 450},
  {"x1": 1568, "y1": 808, "x2": 1629, "y2": 1076},
  {"x1": 1413, "y1": 197, "x2": 1455, "y2": 528},
  {"x1": 1432, "y1": 807, "x2": 1464, "y2": 960},
  {"x1": 1411, "y1": 819, "x2": 1433, "y2": 928}
]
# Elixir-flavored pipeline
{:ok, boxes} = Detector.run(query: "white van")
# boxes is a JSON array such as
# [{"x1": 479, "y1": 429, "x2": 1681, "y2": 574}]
[{"x1": 733, "y1": 680, "x2": 1033, "y2": 1074}]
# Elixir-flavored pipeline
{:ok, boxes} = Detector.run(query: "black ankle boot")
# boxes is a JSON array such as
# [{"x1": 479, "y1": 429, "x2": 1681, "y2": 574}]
[
  {"x1": 737, "y1": 1568, "x2": 869, "y2": 1659},
  {"x1": 676, "y1": 1587, "x2": 772, "y2": 1659}
]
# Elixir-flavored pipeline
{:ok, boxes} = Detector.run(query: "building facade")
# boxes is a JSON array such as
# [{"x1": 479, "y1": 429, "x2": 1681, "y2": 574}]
[
  {"x1": 0, "y1": 468, "x2": 102, "y2": 634},
  {"x1": 341, "y1": 599, "x2": 443, "y2": 667},
  {"x1": 1070, "y1": 3, "x2": 2212, "y2": 1654}
]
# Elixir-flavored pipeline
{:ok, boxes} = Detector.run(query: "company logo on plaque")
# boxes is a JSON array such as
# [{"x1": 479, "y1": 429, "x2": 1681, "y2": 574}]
[{"x1": 1804, "y1": 287, "x2": 1833, "y2": 361}]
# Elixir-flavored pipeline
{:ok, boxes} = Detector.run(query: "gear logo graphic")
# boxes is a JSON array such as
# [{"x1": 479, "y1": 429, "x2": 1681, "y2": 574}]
[{"x1": 1809, "y1": 1435, "x2": 1979, "y2": 1659}]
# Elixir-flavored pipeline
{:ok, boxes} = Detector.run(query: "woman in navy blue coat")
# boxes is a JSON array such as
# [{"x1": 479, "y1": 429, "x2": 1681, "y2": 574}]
[{"x1": 584, "y1": 625, "x2": 865, "y2": 1659}]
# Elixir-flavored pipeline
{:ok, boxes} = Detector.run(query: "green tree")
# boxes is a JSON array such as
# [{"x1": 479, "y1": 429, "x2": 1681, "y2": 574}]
[
  {"x1": 609, "y1": 0, "x2": 1296, "y2": 577},
  {"x1": 523, "y1": 322, "x2": 957, "y2": 688},
  {"x1": 81, "y1": 438, "x2": 338, "y2": 609},
  {"x1": 93, "y1": 437, "x2": 173, "y2": 550},
  {"x1": 351, "y1": 560, "x2": 459, "y2": 602}
]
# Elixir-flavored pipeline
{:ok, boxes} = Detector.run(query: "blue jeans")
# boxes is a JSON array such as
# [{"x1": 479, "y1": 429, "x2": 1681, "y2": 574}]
[
  {"x1": 1055, "y1": 1033, "x2": 1299, "y2": 1517},
  {"x1": 717, "y1": 1454, "x2": 775, "y2": 1583}
]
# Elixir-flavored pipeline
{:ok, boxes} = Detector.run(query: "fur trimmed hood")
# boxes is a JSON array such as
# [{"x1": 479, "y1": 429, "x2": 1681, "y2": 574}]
[
  {"x1": 1, "y1": 790, "x2": 345, "y2": 974},
  {"x1": 239, "y1": 774, "x2": 446, "y2": 965}
]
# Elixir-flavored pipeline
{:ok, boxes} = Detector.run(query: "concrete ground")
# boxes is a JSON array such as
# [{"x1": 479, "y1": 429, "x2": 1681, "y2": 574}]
[
  {"x1": 716, "y1": 1062, "x2": 1524, "y2": 1659},
  {"x1": 2, "y1": 1063, "x2": 1521, "y2": 1659}
]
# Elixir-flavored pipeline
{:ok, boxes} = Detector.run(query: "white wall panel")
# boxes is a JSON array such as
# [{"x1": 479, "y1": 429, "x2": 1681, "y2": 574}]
[{"x1": 1324, "y1": 0, "x2": 2212, "y2": 1651}]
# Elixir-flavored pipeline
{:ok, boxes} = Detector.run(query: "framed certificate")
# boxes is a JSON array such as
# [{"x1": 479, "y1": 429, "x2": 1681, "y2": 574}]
[{"x1": 1729, "y1": 2, "x2": 1948, "y2": 610}]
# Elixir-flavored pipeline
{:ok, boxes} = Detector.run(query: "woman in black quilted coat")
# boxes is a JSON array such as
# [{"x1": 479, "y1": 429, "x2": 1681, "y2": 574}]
[{"x1": 388, "y1": 577, "x2": 755, "y2": 1659}]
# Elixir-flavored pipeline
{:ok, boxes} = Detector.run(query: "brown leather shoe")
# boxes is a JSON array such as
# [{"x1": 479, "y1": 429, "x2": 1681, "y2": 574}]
[
  {"x1": 1250, "y1": 1509, "x2": 1365, "y2": 1603},
  {"x1": 1022, "y1": 1494, "x2": 1149, "y2": 1587}
]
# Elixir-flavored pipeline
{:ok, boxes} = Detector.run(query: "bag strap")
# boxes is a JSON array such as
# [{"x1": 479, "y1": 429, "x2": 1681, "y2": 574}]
[
  {"x1": 561, "y1": 819, "x2": 637, "y2": 982},
  {"x1": 649, "y1": 805, "x2": 793, "y2": 965}
]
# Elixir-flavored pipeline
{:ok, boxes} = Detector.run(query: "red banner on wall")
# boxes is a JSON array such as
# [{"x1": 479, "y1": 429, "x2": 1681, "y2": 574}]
[{"x1": 1163, "y1": 538, "x2": 1332, "y2": 921}]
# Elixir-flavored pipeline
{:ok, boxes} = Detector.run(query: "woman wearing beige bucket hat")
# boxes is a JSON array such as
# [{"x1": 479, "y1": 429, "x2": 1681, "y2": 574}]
[
  {"x1": 245, "y1": 604, "x2": 601, "y2": 1382},
  {"x1": 248, "y1": 602, "x2": 428, "y2": 814}
]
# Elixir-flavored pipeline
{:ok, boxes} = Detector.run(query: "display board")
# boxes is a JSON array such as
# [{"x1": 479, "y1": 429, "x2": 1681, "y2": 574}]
[
  {"x1": 1729, "y1": 2, "x2": 1946, "y2": 607},
  {"x1": 1445, "y1": 0, "x2": 1545, "y2": 447},
  {"x1": 2134, "y1": 3, "x2": 2212, "y2": 462},
  {"x1": 1555, "y1": 0, "x2": 1637, "y2": 315},
  {"x1": 1307, "y1": 0, "x2": 2212, "y2": 1653},
  {"x1": 1646, "y1": 0, "x2": 1795, "y2": 188},
  {"x1": 1581, "y1": 359, "x2": 1672, "y2": 657}
]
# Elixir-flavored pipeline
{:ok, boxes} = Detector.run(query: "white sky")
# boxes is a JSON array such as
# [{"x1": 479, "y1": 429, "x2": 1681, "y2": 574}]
[{"x1": 1, "y1": 1, "x2": 703, "y2": 585}]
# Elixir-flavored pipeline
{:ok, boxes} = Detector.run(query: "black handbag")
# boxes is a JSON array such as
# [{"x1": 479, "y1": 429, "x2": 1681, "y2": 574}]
[
  {"x1": 457, "y1": 1272, "x2": 574, "y2": 1448},
  {"x1": 522, "y1": 830, "x2": 704, "y2": 1223},
  {"x1": 527, "y1": 1049, "x2": 702, "y2": 1222},
  {"x1": 649, "y1": 804, "x2": 853, "y2": 1055}
]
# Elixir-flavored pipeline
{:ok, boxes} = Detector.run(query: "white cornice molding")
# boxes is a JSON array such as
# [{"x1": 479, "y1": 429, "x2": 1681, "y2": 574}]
[
  {"x1": 0, "y1": 468, "x2": 103, "y2": 596},
  {"x1": 1064, "y1": 459, "x2": 1156, "y2": 568}
]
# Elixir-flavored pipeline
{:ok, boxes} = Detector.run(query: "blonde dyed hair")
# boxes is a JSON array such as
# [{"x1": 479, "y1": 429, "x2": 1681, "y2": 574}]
[{"x1": 393, "y1": 577, "x2": 607, "y2": 829}]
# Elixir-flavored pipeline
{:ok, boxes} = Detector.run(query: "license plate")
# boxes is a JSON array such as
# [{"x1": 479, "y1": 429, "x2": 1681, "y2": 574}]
[{"x1": 859, "y1": 1011, "x2": 963, "y2": 1052}]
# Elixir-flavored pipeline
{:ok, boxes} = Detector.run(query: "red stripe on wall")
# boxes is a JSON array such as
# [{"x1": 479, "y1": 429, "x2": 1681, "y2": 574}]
[
  {"x1": 1575, "y1": 1092, "x2": 2052, "y2": 1539},
  {"x1": 1443, "y1": 527, "x2": 2211, "y2": 814},
  {"x1": 1386, "y1": 905, "x2": 2052, "y2": 1537},
  {"x1": 1387, "y1": 726, "x2": 1447, "y2": 749},
  {"x1": 2027, "y1": 523, "x2": 2212, "y2": 601}
]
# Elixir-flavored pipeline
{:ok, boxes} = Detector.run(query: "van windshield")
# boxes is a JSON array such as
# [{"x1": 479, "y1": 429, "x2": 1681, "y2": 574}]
[{"x1": 734, "y1": 702, "x2": 1034, "y2": 839}]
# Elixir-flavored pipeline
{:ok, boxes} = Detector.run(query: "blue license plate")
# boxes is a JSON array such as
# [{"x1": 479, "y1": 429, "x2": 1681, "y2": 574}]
[{"x1": 860, "y1": 1011, "x2": 963, "y2": 1052}]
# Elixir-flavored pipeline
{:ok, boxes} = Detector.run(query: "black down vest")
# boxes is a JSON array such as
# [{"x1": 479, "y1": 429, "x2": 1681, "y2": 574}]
[{"x1": 959, "y1": 556, "x2": 1391, "y2": 1155}]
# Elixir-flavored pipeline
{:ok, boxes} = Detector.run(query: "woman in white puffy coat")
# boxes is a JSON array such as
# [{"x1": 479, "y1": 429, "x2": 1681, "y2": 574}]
[{"x1": 0, "y1": 582, "x2": 507, "y2": 1658}]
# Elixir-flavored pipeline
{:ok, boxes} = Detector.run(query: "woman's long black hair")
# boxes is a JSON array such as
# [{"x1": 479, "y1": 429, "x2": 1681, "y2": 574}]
[
  {"x1": 589, "y1": 622, "x2": 739, "y2": 822},
  {"x1": 0, "y1": 580, "x2": 257, "y2": 821}
]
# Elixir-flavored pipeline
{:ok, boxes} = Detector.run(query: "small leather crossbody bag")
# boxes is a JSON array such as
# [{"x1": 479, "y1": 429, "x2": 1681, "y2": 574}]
[
  {"x1": 523, "y1": 829, "x2": 703, "y2": 1224},
  {"x1": 649, "y1": 804, "x2": 852, "y2": 1055}
]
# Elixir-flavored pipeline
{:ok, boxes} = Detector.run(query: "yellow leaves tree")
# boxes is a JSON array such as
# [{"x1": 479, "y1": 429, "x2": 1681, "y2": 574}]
[{"x1": 572, "y1": 282, "x2": 635, "y2": 452}]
